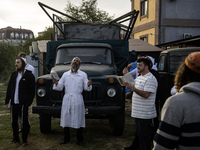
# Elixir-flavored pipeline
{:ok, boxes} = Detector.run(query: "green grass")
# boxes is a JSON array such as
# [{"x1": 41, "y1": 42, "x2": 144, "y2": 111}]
[{"x1": 0, "y1": 83, "x2": 135, "y2": 150}]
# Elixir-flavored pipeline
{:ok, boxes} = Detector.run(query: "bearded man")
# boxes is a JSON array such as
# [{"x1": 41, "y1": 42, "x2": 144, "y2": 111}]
[
  {"x1": 123, "y1": 57, "x2": 158, "y2": 150},
  {"x1": 52, "y1": 57, "x2": 92, "y2": 146},
  {"x1": 5, "y1": 57, "x2": 35, "y2": 146}
]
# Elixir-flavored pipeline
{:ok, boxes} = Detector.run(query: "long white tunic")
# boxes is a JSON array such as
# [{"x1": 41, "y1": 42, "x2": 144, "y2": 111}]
[{"x1": 53, "y1": 70, "x2": 92, "y2": 129}]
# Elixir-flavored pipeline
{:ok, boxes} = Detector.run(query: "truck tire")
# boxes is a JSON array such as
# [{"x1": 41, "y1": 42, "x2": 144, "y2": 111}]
[
  {"x1": 39, "y1": 114, "x2": 51, "y2": 133},
  {"x1": 109, "y1": 113, "x2": 125, "y2": 136}
]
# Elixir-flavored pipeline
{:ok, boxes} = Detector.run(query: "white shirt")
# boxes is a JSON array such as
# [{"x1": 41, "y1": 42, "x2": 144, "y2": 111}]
[
  {"x1": 25, "y1": 63, "x2": 35, "y2": 76},
  {"x1": 129, "y1": 68, "x2": 139, "y2": 79},
  {"x1": 14, "y1": 72, "x2": 22, "y2": 104},
  {"x1": 131, "y1": 72, "x2": 158, "y2": 119},
  {"x1": 53, "y1": 69, "x2": 92, "y2": 128}
]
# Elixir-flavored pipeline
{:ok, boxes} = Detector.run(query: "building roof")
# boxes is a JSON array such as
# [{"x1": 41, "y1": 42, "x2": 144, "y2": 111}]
[
  {"x1": 129, "y1": 39, "x2": 162, "y2": 52},
  {"x1": 156, "y1": 35, "x2": 200, "y2": 48}
]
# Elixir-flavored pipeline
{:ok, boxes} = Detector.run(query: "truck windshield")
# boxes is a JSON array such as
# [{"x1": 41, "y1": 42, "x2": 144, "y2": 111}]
[
  {"x1": 55, "y1": 47, "x2": 112, "y2": 65},
  {"x1": 158, "y1": 55, "x2": 165, "y2": 71}
]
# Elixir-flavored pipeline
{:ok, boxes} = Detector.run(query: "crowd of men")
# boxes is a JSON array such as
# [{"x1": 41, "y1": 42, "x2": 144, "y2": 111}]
[{"x1": 5, "y1": 51, "x2": 200, "y2": 149}]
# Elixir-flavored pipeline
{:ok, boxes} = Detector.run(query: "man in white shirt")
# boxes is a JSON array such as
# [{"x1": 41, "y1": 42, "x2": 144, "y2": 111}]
[
  {"x1": 52, "y1": 57, "x2": 92, "y2": 146},
  {"x1": 123, "y1": 57, "x2": 158, "y2": 150}
]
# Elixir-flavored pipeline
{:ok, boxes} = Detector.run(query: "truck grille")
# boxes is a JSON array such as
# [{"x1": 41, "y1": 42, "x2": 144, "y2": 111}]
[
  {"x1": 50, "y1": 85, "x2": 101, "y2": 102},
  {"x1": 83, "y1": 85, "x2": 101, "y2": 101}
]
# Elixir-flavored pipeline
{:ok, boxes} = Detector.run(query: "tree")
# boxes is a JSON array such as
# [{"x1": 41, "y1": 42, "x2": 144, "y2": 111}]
[
  {"x1": 22, "y1": 27, "x2": 54, "y2": 53},
  {"x1": 64, "y1": 0, "x2": 114, "y2": 23},
  {"x1": 36, "y1": 27, "x2": 54, "y2": 40},
  {"x1": 0, "y1": 42, "x2": 20, "y2": 82}
]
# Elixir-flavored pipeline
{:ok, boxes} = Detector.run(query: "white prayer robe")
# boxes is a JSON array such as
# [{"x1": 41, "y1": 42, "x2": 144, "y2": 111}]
[{"x1": 53, "y1": 69, "x2": 92, "y2": 129}]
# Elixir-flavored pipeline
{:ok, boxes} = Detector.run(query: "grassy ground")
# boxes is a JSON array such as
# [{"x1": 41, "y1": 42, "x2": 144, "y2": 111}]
[{"x1": 0, "y1": 83, "x2": 135, "y2": 150}]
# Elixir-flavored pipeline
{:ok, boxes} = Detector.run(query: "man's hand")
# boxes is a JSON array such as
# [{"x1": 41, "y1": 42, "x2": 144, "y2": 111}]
[
  {"x1": 52, "y1": 78, "x2": 58, "y2": 86},
  {"x1": 127, "y1": 64, "x2": 133, "y2": 69},
  {"x1": 123, "y1": 81, "x2": 134, "y2": 91},
  {"x1": 123, "y1": 81, "x2": 151, "y2": 98},
  {"x1": 122, "y1": 67, "x2": 129, "y2": 75},
  {"x1": 87, "y1": 79, "x2": 92, "y2": 86}
]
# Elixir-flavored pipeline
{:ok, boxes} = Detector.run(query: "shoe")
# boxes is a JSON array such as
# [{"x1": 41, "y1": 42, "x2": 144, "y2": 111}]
[
  {"x1": 59, "y1": 139, "x2": 70, "y2": 145},
  {"x1": 77, "y1": 140, "x2": 85, "y2": 146},
  {"x1": 9, "y1": 139, "x2": 20, "y2": 144},
  {"x1": 22, "y1": 142, "x2": 28, "y2": 146}
]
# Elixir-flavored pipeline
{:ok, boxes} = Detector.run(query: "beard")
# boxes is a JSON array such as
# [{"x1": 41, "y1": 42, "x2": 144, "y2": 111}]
[
  {"x1": 71, "y1": 63, "x2": 79, "y2": 72},
  {"x1": 16, "y1": 66, "x2": 23, "y2": 72},
  {"x1": 137, "y1": 67, "x2": 145, "y2": 74}
]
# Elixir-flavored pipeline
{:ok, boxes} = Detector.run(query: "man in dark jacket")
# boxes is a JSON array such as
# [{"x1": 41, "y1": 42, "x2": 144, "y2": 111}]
[{"x1": 5, "y1": 57, "x2": 35, "y2": 146}]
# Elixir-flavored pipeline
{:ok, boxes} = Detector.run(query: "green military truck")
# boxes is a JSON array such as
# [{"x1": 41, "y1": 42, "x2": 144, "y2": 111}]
[
  {"x1": 32, "y1": 2, "x2": 139, "y2": 136},
  {"x1": 157, "y1": 47, "x2": 200, "y2": 110}
]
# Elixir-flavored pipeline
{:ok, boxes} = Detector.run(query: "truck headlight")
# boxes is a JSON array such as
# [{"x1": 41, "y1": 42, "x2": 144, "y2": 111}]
[
  {"x1": 107, "y1": 88, "x2": 116, "y2": 97},
  {"x1": 37, "y1": 88, "x2": 46, "y2": 97}
]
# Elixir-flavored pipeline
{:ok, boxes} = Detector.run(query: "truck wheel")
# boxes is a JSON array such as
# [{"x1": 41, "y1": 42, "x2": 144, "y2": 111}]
[
  {"x1": 109, "y1": 113, "x2": 125, "y2": 136},
  {"x1": 39, "y1": 114, "x2": 52, "y2": 133}
]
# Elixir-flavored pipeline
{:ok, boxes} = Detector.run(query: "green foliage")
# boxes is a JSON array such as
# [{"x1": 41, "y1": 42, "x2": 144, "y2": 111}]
[
  {"x1": 0, "y1": 42, "x2": 20, "y2": 83},
  {"x1": 36, "y1": 27, "x2": 54, "y2": 40},
  {"x1": 22, "y1": 38, "x2": 36, "y2": 55},
  {"x1": 64, "y1": 0, "x2": 114, "y2": 23},
  {"x1": 22, "y1": 27, "x2": 54, "y2": 53}
]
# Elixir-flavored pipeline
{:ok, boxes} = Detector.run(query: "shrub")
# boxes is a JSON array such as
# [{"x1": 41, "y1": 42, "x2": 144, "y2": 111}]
[{"x1": 0, "y1": 42, "x2": 20, "y2": 83}]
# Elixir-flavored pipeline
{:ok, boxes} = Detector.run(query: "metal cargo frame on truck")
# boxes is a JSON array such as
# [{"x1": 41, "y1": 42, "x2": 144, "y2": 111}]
[{"x1": 32, "y1": 2, "x2": 139, "y2": 136}]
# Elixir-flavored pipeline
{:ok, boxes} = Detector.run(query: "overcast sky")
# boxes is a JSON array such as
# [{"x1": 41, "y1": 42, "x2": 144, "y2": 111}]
[{"x1": 0, "y1": 0, "x2": 132, "y2": 37}]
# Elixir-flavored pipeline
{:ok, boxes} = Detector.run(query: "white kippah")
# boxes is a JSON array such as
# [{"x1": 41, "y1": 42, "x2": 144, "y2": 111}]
[
  {"x1": 72, "y1": 57, "x2": 81, "y2": 62},
  {"x1": 21, "y1": 57, "x2": 27, "y2": 64}
]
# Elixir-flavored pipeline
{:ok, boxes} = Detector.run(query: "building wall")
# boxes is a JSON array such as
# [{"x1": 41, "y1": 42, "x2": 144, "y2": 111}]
[
  {"x1": 0, "y1": 27, "x2": 34, "y2": 45},
  {"x1": 131, "y1": 0, "x2": 159, "y2": 45},
  {"x1": 160, "y1": 0, "x2": 200, "y2": 44},
  {"x1": 133, "y1": 0, "x2": 156, "y2": 26},
  {"x1": 134, "y1": 28, "x2": 156, "y2": 45},
  {"x1": 131, "y1": 0, "x2": 200, "y2": 46}
]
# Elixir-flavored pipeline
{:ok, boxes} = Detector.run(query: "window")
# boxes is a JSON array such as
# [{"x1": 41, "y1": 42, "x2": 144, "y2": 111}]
[
  {"x1": 1, "y1": 33, "x2": 4, "y2": 39},
  {"x1": 15, "y1": 33, "x2": 19, "y2": 39},
  {"x1": 25, "y1": 33, "x2": 28, "y2": 39},
  {"x1": 10, "y1": 32, "x2": 14, "y2": 39},
  {"x1": 140, "y1": 34, "x2": 148, "y2": 42},
  {"x1": 56, "y1": 47, "x2": 112, "y2": 65},
  {"x1": 140, "y1": 0, "x2": 148, "y2": 18},
  {"x1": 29, "y1": 33, "x2": 33, "y2": 39},
  {"x1": 20, "y1": 33, "x2": 24, "y2": 39},
  {"x1": 158, "y1": 55, "x2": 165, "y2": 71}
]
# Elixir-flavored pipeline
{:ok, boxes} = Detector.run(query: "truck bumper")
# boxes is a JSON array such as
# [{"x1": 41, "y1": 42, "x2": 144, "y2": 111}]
[
  {"x1": 32, "y1": 106, "x2": 61, "y2": 114},
  {"x1": 32, "y1": 106, "x2": 124, "y2": 115}
]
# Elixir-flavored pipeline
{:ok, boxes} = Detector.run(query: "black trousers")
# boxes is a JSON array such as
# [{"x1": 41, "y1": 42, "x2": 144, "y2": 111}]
[
  {"x1": 134, "y1": 118, "x2": 155, "y2": 150},
  {"x1": 64, "y1": 127, "x2": 84, "y2": 142},
  {"x1": 11, "y1": 104, "x2": 30, "y2": 143},
  {"x1": 131, "y1": 117, "x2": 159, "y2": 149}
]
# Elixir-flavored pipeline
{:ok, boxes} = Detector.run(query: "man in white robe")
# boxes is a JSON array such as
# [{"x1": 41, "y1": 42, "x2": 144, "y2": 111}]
[{"x1": 52, "y1": 57, "x2": 92, "y2": 146}]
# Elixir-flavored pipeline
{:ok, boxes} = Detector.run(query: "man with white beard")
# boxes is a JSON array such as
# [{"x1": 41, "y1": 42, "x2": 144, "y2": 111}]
[{"x1": 52, "y1": 57, "x2": 92, "y2": 146}]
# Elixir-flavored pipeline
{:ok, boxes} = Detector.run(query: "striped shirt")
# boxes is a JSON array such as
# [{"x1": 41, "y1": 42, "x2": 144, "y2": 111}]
[
  {"x1": 131, "y1": 72, "x2": 158, "y2": 119},
  {"x1": 153, "y1": 82, "x2": 200, "y2": 150}
]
